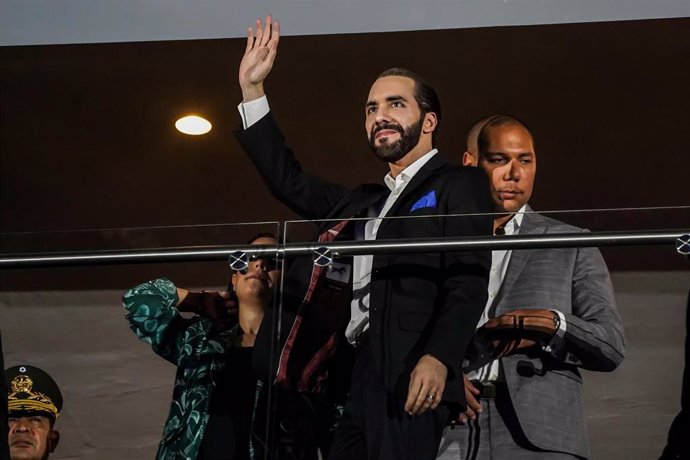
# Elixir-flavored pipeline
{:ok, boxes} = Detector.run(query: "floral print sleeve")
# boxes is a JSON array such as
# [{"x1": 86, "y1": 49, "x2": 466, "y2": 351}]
[
  {"x1": 123, "y1": 278, "x2": 241, "y2": 459},
  {"x1": 122, "y1": 278, "x2": 191, "y2": 365}
]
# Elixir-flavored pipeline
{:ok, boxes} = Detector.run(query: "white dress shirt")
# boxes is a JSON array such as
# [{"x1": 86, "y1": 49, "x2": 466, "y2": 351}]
[{"x1": 345, "y1": 149, "x2": 438, "y2": 344}]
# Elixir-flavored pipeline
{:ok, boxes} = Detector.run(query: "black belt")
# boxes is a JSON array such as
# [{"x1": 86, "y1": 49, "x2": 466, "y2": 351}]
[
  {"x1": 470, "y1": 381, "x2": 503, "y2": 399},
  {"x1": 354, "y1": 330, "x2": 370, "y2": 349}
]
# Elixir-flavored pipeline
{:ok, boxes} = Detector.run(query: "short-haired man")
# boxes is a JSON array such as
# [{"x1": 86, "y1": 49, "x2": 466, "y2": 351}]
[
  {"x1": 437, "y1": 115, "x2": 626, "y2": 459},
  {"x1": 461, "y1": 115, "x2": 493, "y2": 160},
  {"x1": 235, "y1": 16, "x2": 493, "y2": 460},
  {"x1": 5, "y1": 365, "x2": 62, "y2": 460}
]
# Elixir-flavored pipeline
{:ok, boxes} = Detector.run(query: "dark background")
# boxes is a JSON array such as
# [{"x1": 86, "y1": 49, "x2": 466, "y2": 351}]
[{"x1": 1, "y1": 18, "x2": 688, "y2": 290}]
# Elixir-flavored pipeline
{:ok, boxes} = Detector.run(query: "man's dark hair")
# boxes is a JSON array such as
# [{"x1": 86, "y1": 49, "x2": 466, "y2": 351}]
[
  {"x1": 246, "y1": 232, "x2": 277, "y2": 245},
  {"x1": 477, "y1": 114, "x2": 534, "y2": 154},
  {"x1": 377, "y1": 68, "x2": 442, "y2": 145}
]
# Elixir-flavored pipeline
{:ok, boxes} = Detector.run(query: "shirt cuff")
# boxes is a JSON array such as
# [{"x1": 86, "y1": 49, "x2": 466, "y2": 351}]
[
  {"x1": 237, "y1": 95, "x2": 270, "y2": 129},
  {"x1": 542, "y1": 310, "x2": 567, "y2": 356}
]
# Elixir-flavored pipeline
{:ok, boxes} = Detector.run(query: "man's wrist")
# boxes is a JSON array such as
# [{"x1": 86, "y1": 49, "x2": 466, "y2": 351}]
[
  {"x1": 542, "y1": 310, "x2": 567, "y2": 355},
  {"x1": 241, "y1": 83, "x2": 265, "y2": 103},
  {"x1": 551, "y1": 310, "x2": 561, "y2": 334},
  {"x1": 422, "y1": 353, "x2": 447, "y2": 370}
]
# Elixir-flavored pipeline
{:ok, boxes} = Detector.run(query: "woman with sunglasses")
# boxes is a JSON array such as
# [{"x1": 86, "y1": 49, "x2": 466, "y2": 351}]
[{"x1": 123, "y1": 233, "x2": 280, "y2": 460}]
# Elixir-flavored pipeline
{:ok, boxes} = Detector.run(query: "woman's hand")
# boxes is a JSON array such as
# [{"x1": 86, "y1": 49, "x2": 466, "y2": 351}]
[{"x1": 177, "y1": 289, "x2": 237, "y2": 319}]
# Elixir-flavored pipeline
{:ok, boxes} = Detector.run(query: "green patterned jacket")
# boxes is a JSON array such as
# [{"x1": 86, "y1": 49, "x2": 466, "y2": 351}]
[{"x1": 123, "y1": 278, "x2": 238, "y2": 460}]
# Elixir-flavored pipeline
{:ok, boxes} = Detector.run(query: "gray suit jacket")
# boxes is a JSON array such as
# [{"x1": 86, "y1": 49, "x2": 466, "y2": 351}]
[{"x1": 492, "y1": 208, "x2": 626, "y2": 459}]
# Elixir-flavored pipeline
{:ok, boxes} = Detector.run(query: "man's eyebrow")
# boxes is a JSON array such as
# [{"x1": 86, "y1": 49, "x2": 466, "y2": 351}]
[
  {"x1": 386, "y1": 95, "x2": 406, "y2": 103},
  {"x1": 365, "y1": 95, "x2": 408, "y2": 108}
]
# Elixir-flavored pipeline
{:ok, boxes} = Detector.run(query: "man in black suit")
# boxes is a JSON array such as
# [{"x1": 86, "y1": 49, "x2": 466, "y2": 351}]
[{"x1": 235, "y1": 16, "x2": 493, "y2": 459}]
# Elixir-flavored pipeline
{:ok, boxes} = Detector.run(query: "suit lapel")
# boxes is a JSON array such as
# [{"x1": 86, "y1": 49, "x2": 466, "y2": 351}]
[
  {"x1": 356, "y1": 190, "x2": 390, "y2": 217},
  {"x1": 377, "y1": 153, "x2": 446, "y2": 233},
  {"x1": 322, "y1": 186, "x2": 388, "y2": 228},
  {"x1": 491, "y1": 207, "x2": 547, "y2": 316}
]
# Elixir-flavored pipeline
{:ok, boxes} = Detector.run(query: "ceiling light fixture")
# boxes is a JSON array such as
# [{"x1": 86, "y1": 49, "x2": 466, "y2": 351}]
[{"x1": 175, "y1": 115, "x2": 212, "y2": 135}]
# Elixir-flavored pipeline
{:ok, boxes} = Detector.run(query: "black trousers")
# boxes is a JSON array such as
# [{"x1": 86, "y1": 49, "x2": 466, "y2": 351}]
[{"x1": 328, "y1": 339, "x2": 449, "y2": 460}]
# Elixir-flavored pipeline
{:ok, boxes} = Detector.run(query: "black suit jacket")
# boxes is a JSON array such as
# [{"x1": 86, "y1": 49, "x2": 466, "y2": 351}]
[{"x1": 237, "y1": 113, "x2": 492, "y2": 405}]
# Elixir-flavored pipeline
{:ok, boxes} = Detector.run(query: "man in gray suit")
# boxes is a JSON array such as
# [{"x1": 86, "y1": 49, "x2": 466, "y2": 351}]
[{"x1": 437, "y1": 115, "x2": 626, "y2": 459}]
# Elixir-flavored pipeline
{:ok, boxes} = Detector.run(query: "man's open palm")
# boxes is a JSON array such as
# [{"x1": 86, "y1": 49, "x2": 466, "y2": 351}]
[{"x1": 239, "y1": 15, "x2": 280, "y2": 101}]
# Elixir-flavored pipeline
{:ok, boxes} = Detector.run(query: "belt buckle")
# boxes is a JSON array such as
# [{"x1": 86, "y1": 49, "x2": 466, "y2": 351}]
[
  {"x1": 471, "y1": 380, "x2": 497, "y2": 399},
  {"x1": 354, "y1": 331, "x2": 369, "y2": 349},
  {"x1": 480, "y1": 383, "x2": 497, "y2": 399}
]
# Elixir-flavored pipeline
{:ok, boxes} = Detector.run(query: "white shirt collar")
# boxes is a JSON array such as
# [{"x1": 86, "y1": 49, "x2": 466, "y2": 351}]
[
  {"x1": 501, "y1": 204, "x2": 528, "y2": 235},
  {"x1": 383, "y1": 149, "x2": 438, "y2": 191}
]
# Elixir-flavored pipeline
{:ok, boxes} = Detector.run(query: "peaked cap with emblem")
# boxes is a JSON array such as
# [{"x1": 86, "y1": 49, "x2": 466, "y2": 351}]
[{"x1": 5, "y1": 365, "x2": 63, "y2": 418}]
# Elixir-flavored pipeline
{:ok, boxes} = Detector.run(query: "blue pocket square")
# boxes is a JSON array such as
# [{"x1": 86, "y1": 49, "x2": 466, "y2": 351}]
[{"x1": 410, "y1": 190, "x2": 437, "y2": 211}]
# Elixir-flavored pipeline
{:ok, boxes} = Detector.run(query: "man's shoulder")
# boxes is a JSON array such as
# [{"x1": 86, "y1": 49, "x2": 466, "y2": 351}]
[
  {"x1": 352, "y1": 182, "x2": 388, "y2": 194},
  {"x1": 440, "y1": 162, "x2": 485, "y2": 175},
  {"x1": 348, "y1": 182, "x2": 389, "y2": 203},
  {"x1": 527, "y1": 210, "x2": 584, "y2": 233},
  {"x1": 432, "y1": 162, "x2": 489, "y2": 187}
]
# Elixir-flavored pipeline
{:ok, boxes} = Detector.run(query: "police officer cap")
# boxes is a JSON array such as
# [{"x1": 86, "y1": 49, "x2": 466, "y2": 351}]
[{"x1": 5, "y1": 365, "x2": 63, "y2": 419}]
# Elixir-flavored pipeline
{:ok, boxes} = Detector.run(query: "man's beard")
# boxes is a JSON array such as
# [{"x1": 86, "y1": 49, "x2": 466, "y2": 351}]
[{"x1": 368, "y1": 117, "x2": 424, "y2": 163}]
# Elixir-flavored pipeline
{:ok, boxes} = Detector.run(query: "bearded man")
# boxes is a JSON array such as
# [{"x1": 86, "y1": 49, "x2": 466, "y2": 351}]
[{"x1": 234, "y1": 16, "x2": 493, "y2": 460}]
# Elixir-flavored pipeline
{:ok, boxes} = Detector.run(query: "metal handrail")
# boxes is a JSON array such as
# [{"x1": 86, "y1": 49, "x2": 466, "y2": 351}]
[{"x1": 0, "y1": 229, "x2": 687, "y2": 268}]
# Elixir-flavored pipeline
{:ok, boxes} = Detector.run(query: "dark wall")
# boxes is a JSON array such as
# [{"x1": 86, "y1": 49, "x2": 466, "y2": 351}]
[{"x1": 1, "y1": 18, "x2": 689, "y2": 289}]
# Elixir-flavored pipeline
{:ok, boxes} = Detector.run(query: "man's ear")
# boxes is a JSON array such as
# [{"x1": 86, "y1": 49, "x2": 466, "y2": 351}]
[
  {"x1": 422, "y1": 112, "x2": 438, "y2": 135},
  {"x1": 462, "y1": 151, "x2": 478, "y2": 167},
  {"x1": 48, "y1": 429, "x2": 60, "y2": 453}
]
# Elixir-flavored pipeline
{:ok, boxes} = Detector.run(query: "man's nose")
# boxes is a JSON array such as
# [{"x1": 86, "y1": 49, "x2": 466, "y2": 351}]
[
  {"x1": 11, "y1": 417, "x2": 30, "y2": 432},
  {"x1": 503, "y1": 160, "x2": 521, "y2": 181},
  {"x1": 374, "y1": 106, "x2": 391, "y2": 124}
]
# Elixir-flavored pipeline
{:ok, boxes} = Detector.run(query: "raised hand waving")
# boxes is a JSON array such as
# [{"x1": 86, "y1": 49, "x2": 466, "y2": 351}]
[{"x1": 239, "y1": 15, "x2": 281, "y2": 102}]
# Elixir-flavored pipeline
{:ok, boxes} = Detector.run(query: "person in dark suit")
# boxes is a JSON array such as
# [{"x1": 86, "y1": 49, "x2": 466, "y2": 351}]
[
  {"x1": 437, "y1": 115, "x2": 626, "y2": 459},
  {"x1": 234, "y1": 16, "x2": 493, "y2": 460}
]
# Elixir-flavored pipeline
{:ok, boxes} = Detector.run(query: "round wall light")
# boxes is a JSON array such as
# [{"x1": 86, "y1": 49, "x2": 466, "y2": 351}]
[{"x1": 175, "y1": 115, "x2": 212, "y2": 135}]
